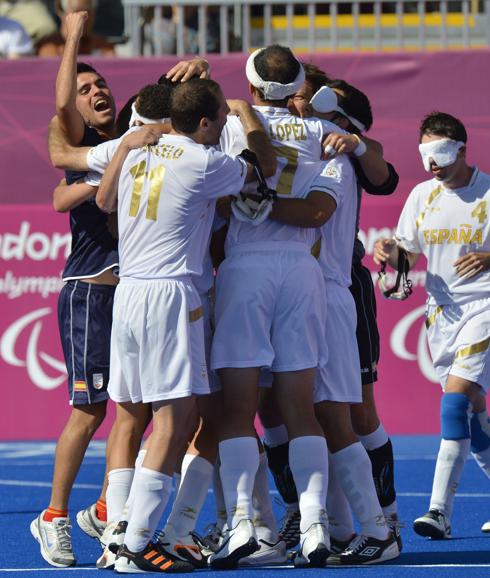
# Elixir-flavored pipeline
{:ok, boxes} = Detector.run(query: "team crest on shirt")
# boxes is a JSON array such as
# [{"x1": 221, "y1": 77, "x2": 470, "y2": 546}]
[
  {"x1": 93, "y1": 373, "x2": 104, "y2": 390},
  {"x1": 325, "y1": 165, "x2": 340, "y2": 179}
]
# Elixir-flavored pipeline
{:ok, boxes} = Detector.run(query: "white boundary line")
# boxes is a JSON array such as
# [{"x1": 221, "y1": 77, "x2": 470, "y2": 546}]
[{"x1": 0, "y1": 480, "x2": 99, "y2": 489}]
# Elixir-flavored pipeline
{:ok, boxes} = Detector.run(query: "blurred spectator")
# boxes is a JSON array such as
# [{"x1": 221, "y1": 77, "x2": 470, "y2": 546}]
[
  {"x1": 0, "y1": 1, "x2": 57, "y2": 47},
  {"x1": 0, "y1": 15, "x2": 33, "y2": 57},
  {"x1": 142, "y1": 6, "x2": 228, "y2": 54},
  {"x1": 37, "y1": 0, "x2": 116, "y2": 56}
]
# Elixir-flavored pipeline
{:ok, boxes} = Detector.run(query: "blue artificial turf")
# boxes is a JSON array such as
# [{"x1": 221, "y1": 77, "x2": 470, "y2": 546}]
[{"x1": 1, "y1": 437, "x2": 489, "y2": 577}]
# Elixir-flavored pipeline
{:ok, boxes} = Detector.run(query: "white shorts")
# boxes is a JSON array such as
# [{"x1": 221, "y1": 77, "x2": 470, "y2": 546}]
[
  {"x1": 314, "y1": 282, "x2": 362, "y2": 404},
  {"x1": 426, "y1": 297, "x2": 490, "y2": 391},
  {"x1": 211, "y1": 243, "x2": 327, "y2": 372},
  {"x1": 109, "y1": 278, "x2": 210, "y2": 404}
]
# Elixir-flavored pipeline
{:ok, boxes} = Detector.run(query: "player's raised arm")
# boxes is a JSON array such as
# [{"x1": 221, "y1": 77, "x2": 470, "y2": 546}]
[
  {"x1": 55, "y1": 11, "x2": 88, "y2": 145},
  {"x1": 227, "y1": 99, "x2": 277, "y2": 177}
]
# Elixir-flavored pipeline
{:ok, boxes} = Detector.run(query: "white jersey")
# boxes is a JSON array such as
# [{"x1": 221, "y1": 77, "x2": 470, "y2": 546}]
[
  {"x1": 220, "y1": 107, "x2": 343, "y2": 251},
  {"x1": 113, "y1": 134, "x2": 246, "y2": 280},
  {"x1": 396, "y1": 167, "x2": 490, "y2": 305},
  {"x1": 313, "y1": 155, "x2": 358, "y2": 287},
  {"x1": 86, "y1": 129, "x2": 136, "y2": 176}
]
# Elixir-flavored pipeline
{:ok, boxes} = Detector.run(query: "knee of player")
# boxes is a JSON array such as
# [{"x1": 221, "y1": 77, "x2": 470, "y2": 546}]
[{"x1": 440, "y1": 393, "x2": 471, "y2": 440}]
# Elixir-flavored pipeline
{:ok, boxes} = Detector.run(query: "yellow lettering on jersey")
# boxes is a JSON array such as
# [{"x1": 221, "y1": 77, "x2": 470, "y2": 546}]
[
  {"x1": 273, "y1": 145, "x2": 299, "y2": 195},
  {"x1": 148, "y1": 144, "x2": 185, "y2": 160},
  {"x1": 129, "y1": 160, "x2": 146, "y2": 217},
  {"x1": 471, "y1": 201, "x2": 488, "y2": 225},
  {"x1": 422, "y1": 226, "x2": 483, "y2": 245},
  {"x1": 470, "y1": 229, "x2": 483, "y2": 244},
  {"x1": 437, "y1": 229, "x2": 449, "y2": 243},
  {"x1": 146, "y1": 165, "x2": 166, "y2": 221},
  {"x1": 448, "y1": 229, "x2": 459, "y2": 243},
  {"x1": 459, "y1": 227, "x2": 471, "y2": 244},
  {"x1": 270, "y1": 123, "x2": 306, "y2": 142}
]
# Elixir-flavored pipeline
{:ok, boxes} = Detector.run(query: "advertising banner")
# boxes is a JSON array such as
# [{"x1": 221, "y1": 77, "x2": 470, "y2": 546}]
[{"x1": 2, "y1": 50, "x2": 490, "y2": 438}]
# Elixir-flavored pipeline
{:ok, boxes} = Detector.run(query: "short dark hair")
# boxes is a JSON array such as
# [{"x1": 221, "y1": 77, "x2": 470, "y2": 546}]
[
  {"x1": 170, "y1": 78, "x2": 222, "y2": 134},
  {"x1": 327, "y1": 79, "x2": 373, "y2": 133},
  {"x1": 77, "y1": 62, "x2": 99, "y2": 76},
  {"x1": 302, "y1": 62, "x2": 330, "y2": 95},
  {"x1": 137, "y1": 83, "x2": 174, "y2": 120},
  {"x1": 254, "y1": 45, "x2": 301, "y2": 102},
  {"x1": 419, "y1": 111, "x2": 467, "y2": 143}
]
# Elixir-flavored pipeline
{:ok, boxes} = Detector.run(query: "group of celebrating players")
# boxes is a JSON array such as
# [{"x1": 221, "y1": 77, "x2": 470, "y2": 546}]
[{"x1": 29, "y1": 7, "x2": 490, "y2": 574}]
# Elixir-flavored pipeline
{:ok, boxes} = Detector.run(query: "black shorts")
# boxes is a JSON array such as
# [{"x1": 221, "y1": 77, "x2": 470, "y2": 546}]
[
  {"x1": 58, "y1": 280, "x2": 115, "y2": 405},
  {"x1": 349, "y1": 262, "x2": 380, "y2": 385}
]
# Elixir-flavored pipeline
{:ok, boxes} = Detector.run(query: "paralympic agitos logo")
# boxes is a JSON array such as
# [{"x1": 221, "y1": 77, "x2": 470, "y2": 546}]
[
  {"x1": 0, "y1": 308, "x2": 66, "y2": 390},
  {"x1": 390, "y1": 305, "x2": 438, "y2": 383}
]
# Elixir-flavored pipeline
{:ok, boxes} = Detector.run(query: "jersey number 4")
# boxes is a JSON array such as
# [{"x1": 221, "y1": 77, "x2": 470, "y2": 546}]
[
  {"x1": 471, "y1": 201, "x2": 488, "y2": 225},
  {"x1": 128, "y1": 160, "x2": 166, "y2": 221}
]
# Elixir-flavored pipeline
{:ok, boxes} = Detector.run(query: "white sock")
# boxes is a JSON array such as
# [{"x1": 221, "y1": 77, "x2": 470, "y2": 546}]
[
  {"x1": 383, "y1": 501, "x2": 398, "y2": 520},
  {"x1": 472, "y1": 446, "x2": 490, "y2": 479},
  {"x1": 331, "y1": 442, "x2": 388, "y2": 540},
  {"x1": 430, "y1": 438, "x2": 470, "y2": 520},
  {"x1": 125, "y1": 467, "x2": 172, "y2": 553},
  {"x1": 358, "y1": 424, "x2": 389, "y2": 451},
  {"x1": 166, "y1": 454, "x2": 213, "y2": 536},
  {"x1": 327, "y1": 453, "x2": 355, "y2": 542},
  {"x1": 219, "y1": 437, "x2": 259, "y2": 529},
  {"x1": 124, "y1": 449, "x2": 147, "y2": 518},
  {"x1": 252, "y1": 451, "x2": 279, "y2": 541},
  {"x1": 289, "y1": 436, "x2": 329, "y2": 535},
  {"x1": 106, "y1": 468, "x2": 135, "y2": 524},
  {"x1": 263, "y1": 425, "x2": 289, "y2": 448},
  {"x1": 213, "y1": 461, "x2": 227, "y2": 531}
]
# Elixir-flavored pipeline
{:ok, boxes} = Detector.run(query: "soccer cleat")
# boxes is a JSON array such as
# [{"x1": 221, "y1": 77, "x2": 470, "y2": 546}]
[
  {"x1": 239, "y1": 537, "x2": 287, "y2": 566},
  {"x1": 330, "y1": 534, "x2": 356, "y2": 554},
  {"x1": 30, "y1": 511, "x2": 76, "y2": 568},
  {"x1": 278, "y1": 504, "x2": 301, "y2": 549},
  {"x1": 76, "y1": 503, "x2": 106, "y2": 544},
  {"x1": 208, "y1": 519, "x2": 259, "y2": 569},
  {"x1": 157, "y1": 525, "x2": 207, "y2": 568},
  {"x1": 191, "y1": 523, "x2": 224, "y2": 556},
  {"x1": 386, "y1": 513, "x2": 404, "y2": 552},
  {"x1": 327, "y1": 532, "x2": 399, "y2": 566},
  {"x1": 96, "y1": 520, "x2": 127, "y2": 569},
  {"x1": 413, "y1": 509, "x2": 451, "y2": 539},
  {"x1": 114, "y1": 541, "x2": 194, "y2": 574},
  {"x1": 293, "y1": 523, "x2": 330, "y2": 568},
  {"x1": 481, "y1": 520, "x2": 490, "y2": 533}
]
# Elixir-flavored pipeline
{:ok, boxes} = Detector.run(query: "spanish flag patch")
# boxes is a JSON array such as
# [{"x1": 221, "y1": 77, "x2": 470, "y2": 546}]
[{"x1": 74, "y1": 380, "x2": 87, "y2": 391}]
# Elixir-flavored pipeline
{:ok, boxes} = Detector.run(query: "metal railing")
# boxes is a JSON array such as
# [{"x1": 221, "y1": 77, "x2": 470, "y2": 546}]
[{"x1": 121, "y1": 0, "x2": 490, "y2": 55}]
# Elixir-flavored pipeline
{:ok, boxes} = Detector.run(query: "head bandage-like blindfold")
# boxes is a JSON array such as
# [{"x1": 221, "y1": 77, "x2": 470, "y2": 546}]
[
  {"x1": 418, "y1": 138, "x2": 465, "y2": 172},
  {"x1": 310, "y1": 86, "x2": 366, "y2": 133},
  {"x1": 129, "y1": 102, "x2": 168, "y2": 128},
  {"x1": 245, "y1": 48, "x2": 305, "y2": 101}
]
